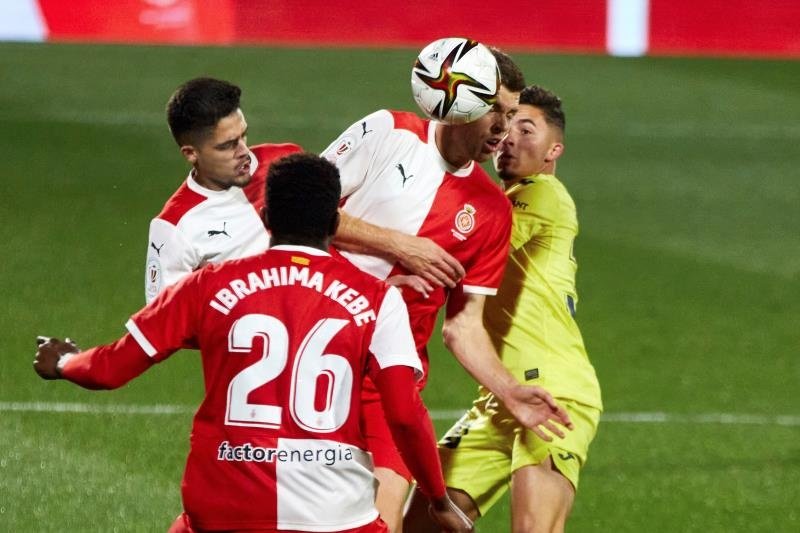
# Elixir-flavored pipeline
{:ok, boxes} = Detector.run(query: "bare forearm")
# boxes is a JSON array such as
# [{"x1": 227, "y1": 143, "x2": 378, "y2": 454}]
[
  {"x1": 334, "y1": 211, "x2": 465, "y2": 287},
  {"x1": 442, "y1": 292, "x2": 574, "y2": 436},
  {"x1": 442, "y1": 318, "x2": 518, "y2": 400},
  {"x1": 333, "y1": 211, "x2": 401, "y2": 259}
]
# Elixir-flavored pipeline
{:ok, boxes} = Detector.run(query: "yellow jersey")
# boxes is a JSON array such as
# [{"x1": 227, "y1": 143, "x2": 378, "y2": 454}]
[{"x1": 484, "y1": 174, "x2": 602, "y2": 410}]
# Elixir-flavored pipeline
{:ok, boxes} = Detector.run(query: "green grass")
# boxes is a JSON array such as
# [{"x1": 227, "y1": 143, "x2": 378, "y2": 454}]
[{"x1": 1, "y1": 42, "x2": 799, "y2": 532}]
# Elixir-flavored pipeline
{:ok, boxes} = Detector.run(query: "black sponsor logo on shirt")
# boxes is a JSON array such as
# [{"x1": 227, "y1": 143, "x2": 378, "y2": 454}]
[
  {"x1": 396, "y1": 163, "x2": 413, "y2": 187},
  {"x1": 208, "y1": 222, "x2": 231, "y2": 238},
  {"x1": 361, "y1": 121, "x2": 373, "y2": 137}
]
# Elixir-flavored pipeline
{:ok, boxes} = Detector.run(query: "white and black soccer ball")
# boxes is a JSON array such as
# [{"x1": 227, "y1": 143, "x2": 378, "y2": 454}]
[{"x1": 411, "y1": 37, "x2": 499, "y2": 125}]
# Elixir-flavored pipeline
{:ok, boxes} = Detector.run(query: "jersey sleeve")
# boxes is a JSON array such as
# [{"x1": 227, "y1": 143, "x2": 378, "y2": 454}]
[
  {"x1": 461, "y1": 200, "x2": 512, "y2": 296},
  {"x1": 145, "y1": 217, "x2": 199, "y2": 303},
  {"x1": 60, "y1": 333, "x2": 154, "y2": 390},
  {"x1": 373, "y1": 366, "x2": 446, "y2": 499},
  {"x1": 368, "y1": 286, "x2": 422, "y2": 377},
  {"x1": 509, "y1": 180, "x2": 561, "y2": 250},
  {"x1": 321, "y1": 109, "x2": 394, "y2": 198},
  {"x1": 130, "y1": 269, "x2": 203, "y2": 360}
]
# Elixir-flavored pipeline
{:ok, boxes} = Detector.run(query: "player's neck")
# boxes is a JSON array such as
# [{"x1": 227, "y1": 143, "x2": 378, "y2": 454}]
[
  {"x1": 191, "y1": 168, "x2": 230, "y2": 192},
  {"x1": 434, "y1": 124, "x2": 471, "y2": 169},
  {"x1": 269, "y1": 235, "x2": 331, "y2": 252}
]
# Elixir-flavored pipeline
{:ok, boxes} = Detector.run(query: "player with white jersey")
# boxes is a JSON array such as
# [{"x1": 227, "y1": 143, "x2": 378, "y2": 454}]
[
  {"x1": 144, "y1": 77, "x2": 301, "y2": 302},
  {"x1": 322, "y1": 48, "x2": 572, "y2": 532},
  {"x1": 34, "y1": 154, "x2": 474, "y2": 533}
]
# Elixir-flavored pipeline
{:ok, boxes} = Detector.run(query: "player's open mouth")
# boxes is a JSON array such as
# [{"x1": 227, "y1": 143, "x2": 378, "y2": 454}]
[
  {"x1": 484, "y1": 139, "x2": 502, "y2": 153},
  {"x1": 236, "y1": 160, "x2": 251, "y2": 175}
]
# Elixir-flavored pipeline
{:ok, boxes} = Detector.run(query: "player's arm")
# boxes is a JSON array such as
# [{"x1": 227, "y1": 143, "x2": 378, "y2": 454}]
[
  {"x1": 368, "y1": 286, "x2": 472, "y2": 531},
  {"x1": 373, "y1": 366, "x2": 473, "y2": 532},
  {"x1": 321, "y1": 110, "x2": 465, "y2": 288},
  {"x1": 442, "y1": 289, "x2": 573, "y2": 439},
  {"x1": 33, "y1": 333, "x2": 156, "y2": 390},
  {"x1": 38, "y1": 269, "x2": 202, "y2": 388},
  {"x1": 335, "y1": 212, "x2": 465, "y2": 288},
  {"x1": 145, "y1": 218, "x2": 198, "y2": 303}
]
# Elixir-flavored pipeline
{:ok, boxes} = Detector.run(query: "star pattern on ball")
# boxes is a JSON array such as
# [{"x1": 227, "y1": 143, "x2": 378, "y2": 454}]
[{"x1": 414, "y1": 40, "x2": 496, "y2": 121}]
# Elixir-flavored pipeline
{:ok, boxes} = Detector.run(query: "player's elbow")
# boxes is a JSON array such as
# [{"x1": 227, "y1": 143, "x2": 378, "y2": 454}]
[
  {"x1": 384, "y1": 402, "x2": 420, "y2": 429},
  {"x1": 441, "y1": 315, "x2": 469, "y2": 352}
]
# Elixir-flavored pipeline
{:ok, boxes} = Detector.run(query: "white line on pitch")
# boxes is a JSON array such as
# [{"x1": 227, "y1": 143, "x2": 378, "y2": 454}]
[{"x1": 1, "y1": 402, "x2": 799, "y2": 427}]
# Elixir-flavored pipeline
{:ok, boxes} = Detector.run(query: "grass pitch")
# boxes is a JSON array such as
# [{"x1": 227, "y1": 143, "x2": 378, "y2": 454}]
[{"x1": 1, "y1": 42, "x2": 798, "y2": 532}]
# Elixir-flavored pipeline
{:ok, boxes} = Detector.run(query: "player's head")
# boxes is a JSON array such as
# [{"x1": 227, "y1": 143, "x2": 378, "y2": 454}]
[
  {"x1": 265, "y1": 153, "x2": 341, "y2": 248},
  {"x1": 495, "y1": 85, "x2": 565, "y2": 182},
  {"x1": 166, "y1": 77, "x2": 251, "y2": 191},
  {"x1": 437, "y1": 47, "x2": 525, "y2": 167}
]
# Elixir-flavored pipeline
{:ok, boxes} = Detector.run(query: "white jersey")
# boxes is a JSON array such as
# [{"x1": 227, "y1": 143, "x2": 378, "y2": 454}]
[
  {"x1": 322, "y1": 109, "x2": 511, "y2": 371},
  {"x1": 144, "y1": 143, "x2": 302, "y2": 302}
]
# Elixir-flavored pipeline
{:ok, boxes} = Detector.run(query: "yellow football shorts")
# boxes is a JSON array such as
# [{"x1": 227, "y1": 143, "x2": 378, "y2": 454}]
[{"x1": 438, "y1": 391, "x2": 600, "y2": 516}]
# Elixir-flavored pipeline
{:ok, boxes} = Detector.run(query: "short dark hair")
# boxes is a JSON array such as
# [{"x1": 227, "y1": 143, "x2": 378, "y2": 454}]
[
  {"x1": 519, "y1": 85, "x2": 566, "y2": 133},
  {"x1": 266, "y1": 153, "x2": 341, "y2": 241},
  {"x1": 490, "y1": 47, "x2": 526, "y2": 93},
  {"x1": 166, "y1": 77, "x2": 242, "y2": 146}
]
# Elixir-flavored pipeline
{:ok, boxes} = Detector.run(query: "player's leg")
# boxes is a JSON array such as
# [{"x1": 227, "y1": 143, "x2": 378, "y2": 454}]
[
  {"x1": 373, "y1": 466, "x2": 410, "y2": 533},
  {"x1": 510, "y1": 457, "x2": 574, "y2": 533},
  {"x1": 403, "y1": 391, "x2": 511, "y2": 530},
  {"x1": 166, "y1": 512, "x2": 195, "y2": 533},
  {"x1": 509, "y1": 399, "x2": 601, "y2": 533},
  {"x1": 361, "y1": 377, "x2": 413, "y2": 533}
]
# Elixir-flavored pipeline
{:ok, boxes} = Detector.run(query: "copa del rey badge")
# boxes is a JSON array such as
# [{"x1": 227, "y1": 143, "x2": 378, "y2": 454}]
[{"x1": 452, "y1": 203, "x2": 476, "y2": 241}]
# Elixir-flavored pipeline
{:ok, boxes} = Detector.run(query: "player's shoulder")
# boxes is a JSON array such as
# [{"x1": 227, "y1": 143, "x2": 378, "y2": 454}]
[
  {"x1": 513, "y1": 174, "x2": 575, "y2": 213},
  {"x1": 386, "y1": 110, "x2": 429, "y2": 140},
  {"x1": 359, "y1": 109, "x2": 429, "y2": 139},
  {"x1": 467, "y1": 165, "x2": 513, "y2": 204},
  {"x1": 250, "y1": 142, "x2": 303, "y2": 163},
  {"x1": 328, "y1": 251, "x2": 392, "y2": 294},
  {"x1": 525, "y1": 174, "x2": 572, "y2": 199},
  {"x1": 155, "y1": 179, "x2": 208, "y2": 226}
]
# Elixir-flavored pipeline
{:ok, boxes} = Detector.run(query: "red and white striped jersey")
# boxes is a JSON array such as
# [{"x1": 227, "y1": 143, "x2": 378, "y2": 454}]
[
  {"x1": 145, "y1": 143, "x2": 302, "y2": 302},
  {"x1": 322, "y1": 110, "x2": 512, "y2": 368},
  {"x1": 127, "y1": 245, "x2": 420, "y2": 531}
]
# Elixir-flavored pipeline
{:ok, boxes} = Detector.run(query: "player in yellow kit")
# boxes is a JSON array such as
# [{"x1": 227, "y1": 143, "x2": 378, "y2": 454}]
[{"x1": 405, "y1": 85, "x2": 601, "y2": 533}]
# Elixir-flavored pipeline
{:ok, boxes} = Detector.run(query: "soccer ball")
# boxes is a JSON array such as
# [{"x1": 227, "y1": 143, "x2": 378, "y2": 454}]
[{"x1": 411, "y1": 37, "x2": 499, "y2": 125}]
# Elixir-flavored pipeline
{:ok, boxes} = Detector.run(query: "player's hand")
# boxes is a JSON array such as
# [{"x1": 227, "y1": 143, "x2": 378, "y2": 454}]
[
  {"x1": 428, "y1": 494, "x2": 474, "y2": 532},
  {"x1": 386, "y1": 274, "x2": 434, "y2": 298},
  {"x1": 394, "y1": 233, "x2": 465, "y2": 289},
  {"x1": 34, "y1": 336, "x2": 79, "y2": 380},
  {"x1": 504, "y1": 384, "x2": 573, "y2": 441}
]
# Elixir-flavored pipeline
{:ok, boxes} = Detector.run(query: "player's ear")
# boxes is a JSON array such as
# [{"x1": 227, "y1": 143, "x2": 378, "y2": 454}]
[
  {"x1": 546, "y1": 142, "x2": 564, "y2": 163},
  {"x1": 180, "y1": 145, "x2": 198, "y2": 165},
  {"x1": 329, "y1": 211, "x2": 340, "y2": 237}
]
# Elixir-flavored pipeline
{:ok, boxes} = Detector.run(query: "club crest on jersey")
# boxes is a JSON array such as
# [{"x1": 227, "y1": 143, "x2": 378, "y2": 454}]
[{"x1": 452, "y1": 204, "x2": 476, "y2": 241}]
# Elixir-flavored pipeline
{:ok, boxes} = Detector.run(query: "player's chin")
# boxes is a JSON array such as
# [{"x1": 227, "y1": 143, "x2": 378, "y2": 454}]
[
  {"x1": 233, "y1": 172, "x2": 252, "y2": 187},
  {"x1": 478, "y1": 140, "x2": 502, "y2": 161}
]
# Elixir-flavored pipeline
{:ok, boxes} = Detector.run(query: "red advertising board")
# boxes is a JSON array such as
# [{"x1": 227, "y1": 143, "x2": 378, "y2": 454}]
[
  {"x1": 38, "y1": 0, "x2": 234, "y2": 45},
  {"x1": 648, "y1": 0, "x2": 800, "y2": 57},
  {"x1": 11, "y1": 0, "x2": 800, "y2": 58}
]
